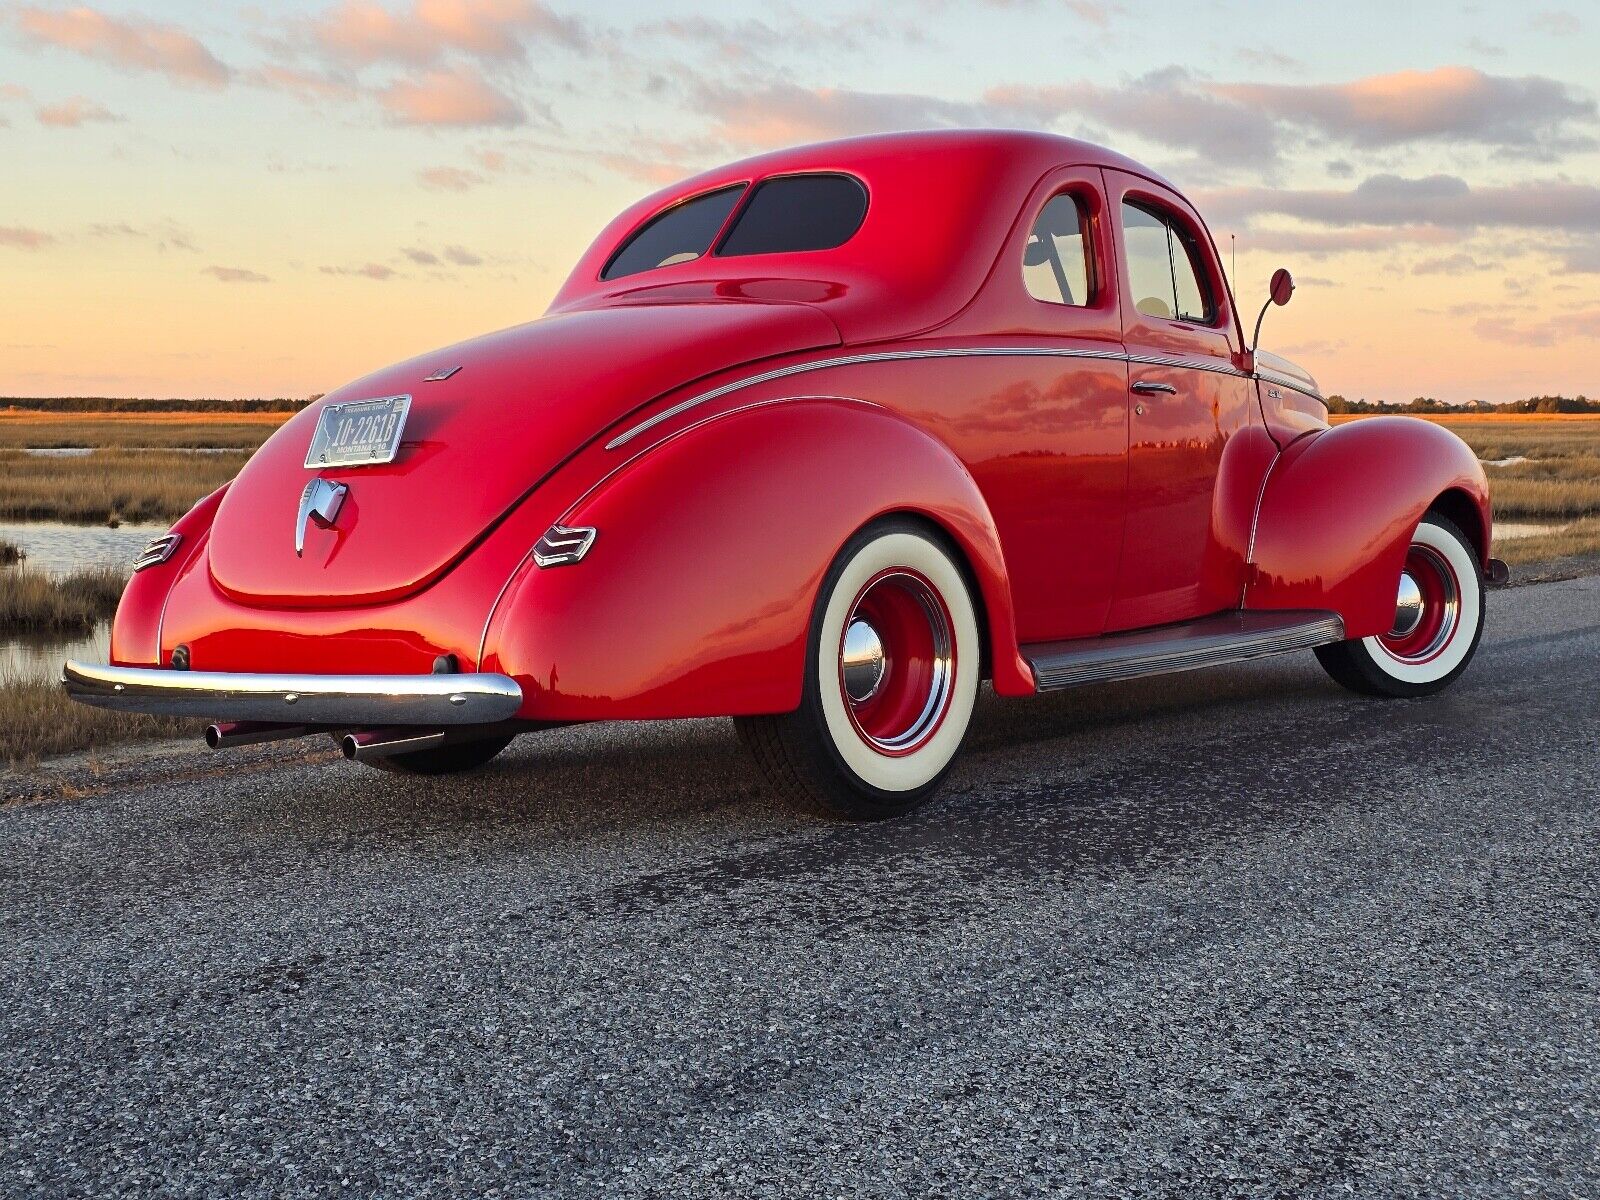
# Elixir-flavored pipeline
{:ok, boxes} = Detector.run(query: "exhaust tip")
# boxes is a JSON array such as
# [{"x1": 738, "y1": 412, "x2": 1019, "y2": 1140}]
[
  {"x1": 340, "y1": 733, "x2": 359, "y2": 760},
  {"x1": 204, "y1": 723, "x2": 223, "y2": 750}
]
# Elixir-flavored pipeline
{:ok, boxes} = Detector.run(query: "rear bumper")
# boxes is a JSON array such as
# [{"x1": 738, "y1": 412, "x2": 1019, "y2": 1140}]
[{"x1": 61, "y1": 660, "x2": 522, "y2": 726}]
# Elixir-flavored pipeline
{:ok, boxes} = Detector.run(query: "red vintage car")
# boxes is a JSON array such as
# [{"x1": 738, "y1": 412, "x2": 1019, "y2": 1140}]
[{"x1": 65, "y1": 130, "x2": 1503, "y2": 818}]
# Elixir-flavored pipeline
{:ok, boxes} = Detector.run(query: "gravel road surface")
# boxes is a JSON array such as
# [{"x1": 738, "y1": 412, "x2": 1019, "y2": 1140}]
[{"x1": 3, "y1": 576, "x2": 1597, "y2": 1198}]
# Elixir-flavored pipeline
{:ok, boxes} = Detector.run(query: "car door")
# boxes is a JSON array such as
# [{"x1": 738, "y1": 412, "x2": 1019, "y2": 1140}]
[
  {"x1": 1101, "y1": 169, "x2": 1256, "y2": 631},
  {"x1": 924, "y1": 165, "x2": 1129, "y2": 642}
]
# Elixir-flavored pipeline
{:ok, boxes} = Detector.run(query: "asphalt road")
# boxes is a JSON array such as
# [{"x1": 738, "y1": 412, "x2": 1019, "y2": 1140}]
[{"x1": 3, "y1": 575, "x2": 1597, "y2": 1198}]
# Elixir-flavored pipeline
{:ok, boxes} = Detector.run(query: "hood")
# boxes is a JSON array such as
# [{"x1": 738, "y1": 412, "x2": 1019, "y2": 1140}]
[
  {"x1": 1255, "y1": 349, "x2": 1320, "y2": 398},
  {"x1": 208, "y1": 301, "x2": 840, "y2": 607}
]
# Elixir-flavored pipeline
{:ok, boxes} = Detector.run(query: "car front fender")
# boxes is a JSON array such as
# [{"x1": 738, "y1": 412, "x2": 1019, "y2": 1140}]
[
  {"x1": 1247, "y1": 417, "x2": 1490, "y2": 639},
  {"x1": 482, "y1": 397, "x2": 1033, "y2": 721}
]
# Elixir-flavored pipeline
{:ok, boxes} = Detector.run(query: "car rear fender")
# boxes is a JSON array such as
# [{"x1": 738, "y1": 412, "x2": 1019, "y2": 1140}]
[
  {"x1": 1246, "y1": 417, "x2": 1490, "y2": 639},
  {"x1": 482, "y1": 397, "x2": 1033, "y2": 721},
  {"x1": 110, "y1": 484, "x2": 230, "y2": 666}
]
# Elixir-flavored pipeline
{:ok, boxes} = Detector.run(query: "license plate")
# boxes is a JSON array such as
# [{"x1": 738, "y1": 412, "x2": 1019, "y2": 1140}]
[{"x1": 304, "y1": 394, "x2": 411, "y2": 468}]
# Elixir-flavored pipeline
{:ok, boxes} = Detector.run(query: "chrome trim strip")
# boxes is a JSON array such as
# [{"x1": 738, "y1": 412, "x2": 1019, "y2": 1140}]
[
  {"x1": 1254, "y1": 368, "x2": 1327, "y2": 407},
  {"x1": 608, "y1": 346, "x2": 1161, "y2": 449},
  {"x1": 1245, "y1": 450, "x2": 1282, "y2": 570},
  {"x1": 61, "y1": 660, "x2": 522, "y2": 725}
]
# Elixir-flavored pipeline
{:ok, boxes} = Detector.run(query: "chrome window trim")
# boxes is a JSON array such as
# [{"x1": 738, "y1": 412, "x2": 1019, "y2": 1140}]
[{"x1": 604, "y1": 345, "x2": 1310, "y2": 450}]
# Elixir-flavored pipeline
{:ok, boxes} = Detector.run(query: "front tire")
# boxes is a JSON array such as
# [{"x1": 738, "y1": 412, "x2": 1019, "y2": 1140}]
[
  {"x1": 737, "y1": 519, "x2": 981, "y2": 820},
  {"x1": 1315, "y1": 513, "x2": 1484, "y2": 698}
]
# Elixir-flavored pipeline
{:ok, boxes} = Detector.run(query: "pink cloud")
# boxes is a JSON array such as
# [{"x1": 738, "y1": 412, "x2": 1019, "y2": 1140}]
[
  {"x1": 203, "y1": 265, "x2": 271, "y2": 283},
  {"x1": 247, "y1": 65, "x2": 359, "y2": 104},
  {"x1": 1199, "y1": 176, "x2": 1600, "y2": 234},
  {"x1": 15, "y1": 6, "x2": 231, "y2": 88},
  {"x1": 35, "y1": 96, "x2": 120, "y2": 128},
  {"x1": 320, "y1": 263, "x2": 398, "y2": 280},
  {"x1": 417, "y1": 165, "x2": 485, "y2": 191},
  {"x1": 307, "y1": 0, "x2": 582, "y2": 67},
  {"x1": 1475, "y1": 309, "x2": 1600, "y2": 347},
  {"x1": 0, "y1": 226, "x2": 55, "y2": 250},
  {"x1": 1211, "y1": 66, "x2": 1594, "y2": 155},
  {"x1": 379, "y1": 67, "x2": 524, "y2": 127}
]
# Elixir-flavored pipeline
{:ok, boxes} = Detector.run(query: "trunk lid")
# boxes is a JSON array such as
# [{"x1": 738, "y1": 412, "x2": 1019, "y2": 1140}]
[{"x1": 208, "y1": 301, "x2": 839, "y2": 606}]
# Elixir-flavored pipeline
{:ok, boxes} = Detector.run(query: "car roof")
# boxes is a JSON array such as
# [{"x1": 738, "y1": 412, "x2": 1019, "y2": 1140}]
[{"x1": 550, "y1": 129, "x2": 1179, "y2": 343}]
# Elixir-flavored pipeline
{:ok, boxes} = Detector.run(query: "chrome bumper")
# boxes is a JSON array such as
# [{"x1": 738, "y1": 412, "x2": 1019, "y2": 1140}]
[{"x1": 61, "y1": 660, "x2": 522, "y2": 726}]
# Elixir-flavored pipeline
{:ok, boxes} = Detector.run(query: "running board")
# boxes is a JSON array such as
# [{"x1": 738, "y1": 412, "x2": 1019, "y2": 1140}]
[{"x1": 1024, "y1": 610, "x2": 1345, "y2": 692}]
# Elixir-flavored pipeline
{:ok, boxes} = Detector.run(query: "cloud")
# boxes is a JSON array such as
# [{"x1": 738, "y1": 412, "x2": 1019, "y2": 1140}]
[
  {"x1": 320, "y1": 263, "x2": 398, "y2": 279},
  {"x1": 1557, "y1": 242, "x2": 1600, "y2": 273},
  {"x1": 987, "y1": 68, "x2": 1281, "y2": 166},
  {"x1": 695, "y1": 81, "x2": 987, "y2": 149},
  {"x1": 304, "y1": 0, "x2": 583, "y2": 67},
  {"x1": 1235, "y1": 225, "x2": 1464, "y2": 256},
  {"x1": 401, "y1": 247, "x2": 440, "y2": 265},
  {"x1": 1530, "y1": 10, "x2": 1582, "y2": 36},
  {"x1": 0, "y1": 226, "x2": 55, "y2": 250},
  {"x1": 1210, "y1": 66, "x2": 1595, "y2": 156},
  {"x1": 1476, "y1": 309, "x2": 1600, "y2": 347},
  {"x1": 379, "y1": 67, "x2": 524, "y2": 126},
  {"x1": 1200, "y1": 175, "x2": 1600, "y2": 234},
  {"x1": 442, "y1": 244, "x2": 481, "y2": 265},
  {"x1": 1411, "y1": 252, "x2": 1490, "y2": 275},
  {"x1": 417, "y1": 165, "x2": 485, "y2": 190},
  {"x1": 14, "y1": 6, "x2": 231, "y2": 88},
  {"x1": 246, "y1": 64, "x2": 359, "y2": 103},
  {"x1": 203, "y1": 265, "x2": 271, "y2": 283},
  {"x1": 35, "y1": 96, "x2": 120, "y2": 128},
  {"x1": 0, "y1": 83, "x2": 30, "y2": 100},
  {"x1": 87, "y1": 221, "x2": 198, "y2": 252},
  {"x1": 401, "y1": 243, "x2": 483, "y2": 266}
]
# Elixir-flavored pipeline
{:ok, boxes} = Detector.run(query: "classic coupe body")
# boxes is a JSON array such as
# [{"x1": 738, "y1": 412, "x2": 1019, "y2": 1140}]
[{"x1": 66, "y1": 131, "x2": 1501, "y2": 818}]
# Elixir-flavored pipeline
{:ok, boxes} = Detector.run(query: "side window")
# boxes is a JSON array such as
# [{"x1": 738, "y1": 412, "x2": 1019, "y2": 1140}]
[
  {"x1": 1120, "y1": 200, "x2": 1215, "y2": 323},
  {"x1": 716, "y1": 173, "x2": 868, "y2": 258},
  {"x1": 602, "y1": 185, "x2": 746, "y2": 281},
  {"x1": 1023, "y1": 194, "x2": 1092, "y2": 306}
]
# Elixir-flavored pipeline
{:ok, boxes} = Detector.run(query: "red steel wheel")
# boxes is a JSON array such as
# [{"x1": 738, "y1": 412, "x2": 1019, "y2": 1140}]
[
  {"x1": 1315, "y1": 513, "x2": 1485, "y2": 698},
  {"x1": 736, "y1": 518, "x2": 980, "y2": 819}
]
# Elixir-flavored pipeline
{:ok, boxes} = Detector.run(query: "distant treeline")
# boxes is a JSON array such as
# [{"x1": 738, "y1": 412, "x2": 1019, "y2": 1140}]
[
  {"x1": 1326, "y1": 394, "x2": 1599, "y2": 415},
  {"x1": 0, "y1": 396, "x2": 315, "y2": 414}
]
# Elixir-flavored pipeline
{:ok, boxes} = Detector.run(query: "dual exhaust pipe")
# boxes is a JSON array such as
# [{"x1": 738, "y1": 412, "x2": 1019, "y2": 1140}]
[{"x1": 204, "y1": 721, "x2": 449, "y2": 761}]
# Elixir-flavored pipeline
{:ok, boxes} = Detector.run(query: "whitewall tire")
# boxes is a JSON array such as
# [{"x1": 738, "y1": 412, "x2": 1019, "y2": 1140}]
[
  {"x1": 1315, "y1": 513, "x2": 1485, "y2": 698},
  {"x1": 737, "y1": 518, "x2": 981, "y2": 819}
]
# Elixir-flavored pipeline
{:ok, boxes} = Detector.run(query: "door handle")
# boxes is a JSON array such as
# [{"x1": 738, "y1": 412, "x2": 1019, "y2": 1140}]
[{"x1": 1130, "y1": 380, "x2": 1178, "y2": 395}]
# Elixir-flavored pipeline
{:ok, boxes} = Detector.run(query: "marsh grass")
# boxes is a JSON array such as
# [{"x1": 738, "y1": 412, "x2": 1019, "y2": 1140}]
[
  {"x1": 0, "y1": 677, "x2": 197, "y2": 769},
  {"x1": 0, "y1": 540, "x2": 21, "y2": 565},
  {"x1": 0, "y1": 410, "x2": 287, "y2": 451},
  {"x1": 0, "y1": 565, "x2": 126, "y2": 635},
  {"x1": 0, "y1": 448, "x2": 247, "y2": 523}
]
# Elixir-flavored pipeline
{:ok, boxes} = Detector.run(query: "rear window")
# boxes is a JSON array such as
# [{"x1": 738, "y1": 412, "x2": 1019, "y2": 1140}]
[
  {"x1": 602, "y1": 184, "x2": 745, "y2": 281},
  {"x1": 715, "y1": 173, "x2": 868, "y2": 258}
]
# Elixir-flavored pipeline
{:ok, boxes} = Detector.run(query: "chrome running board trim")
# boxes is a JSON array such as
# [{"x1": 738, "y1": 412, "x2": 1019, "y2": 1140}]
[
  {"x1": 1024, "y1": 610, "x2": 1345, "y2": 691},
  {"x1": 62, "y1": 660, "x2": 522, "y2": 725}
]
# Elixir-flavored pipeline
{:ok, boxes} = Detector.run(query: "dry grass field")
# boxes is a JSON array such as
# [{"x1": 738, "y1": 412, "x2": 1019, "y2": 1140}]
[
  {"x1": 0, "y1": 448, "x2": 248, "y2": 523},
  {"x1": 0, "y1": 408, "x2": 289, "y2": 451},
  {"x1": 0, "y1": 565, "x2": 125, "y2": 636},
  {"x1": 0, "y1": 678, "x2": 197, "y2": 768}
]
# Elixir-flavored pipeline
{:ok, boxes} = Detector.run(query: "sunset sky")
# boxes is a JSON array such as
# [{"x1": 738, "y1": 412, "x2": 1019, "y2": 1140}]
[{"x1": 1, "y1": 1, "x2": 1596, "y2": 402}]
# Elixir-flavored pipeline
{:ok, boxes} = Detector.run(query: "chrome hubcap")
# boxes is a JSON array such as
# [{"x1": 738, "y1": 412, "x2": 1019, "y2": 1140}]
[
  {"x1": 1391, "y1": 571, "x2": 1425, "y2": 638},
  {"x1": 841, "y1": 618, "x2": 887, "y2": 702}
]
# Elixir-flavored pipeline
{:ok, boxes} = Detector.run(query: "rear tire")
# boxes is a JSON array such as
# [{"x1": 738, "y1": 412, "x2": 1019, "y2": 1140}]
[
  {"x1": 1315, "y1": 513, "x2": 1484, "y2": 698},
  {"x1": 357, "y1": 735, "x2": 514, "y2": 776},
  {"x1": 737, "y1": 518, "x2": 981, "y2": 820}
]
